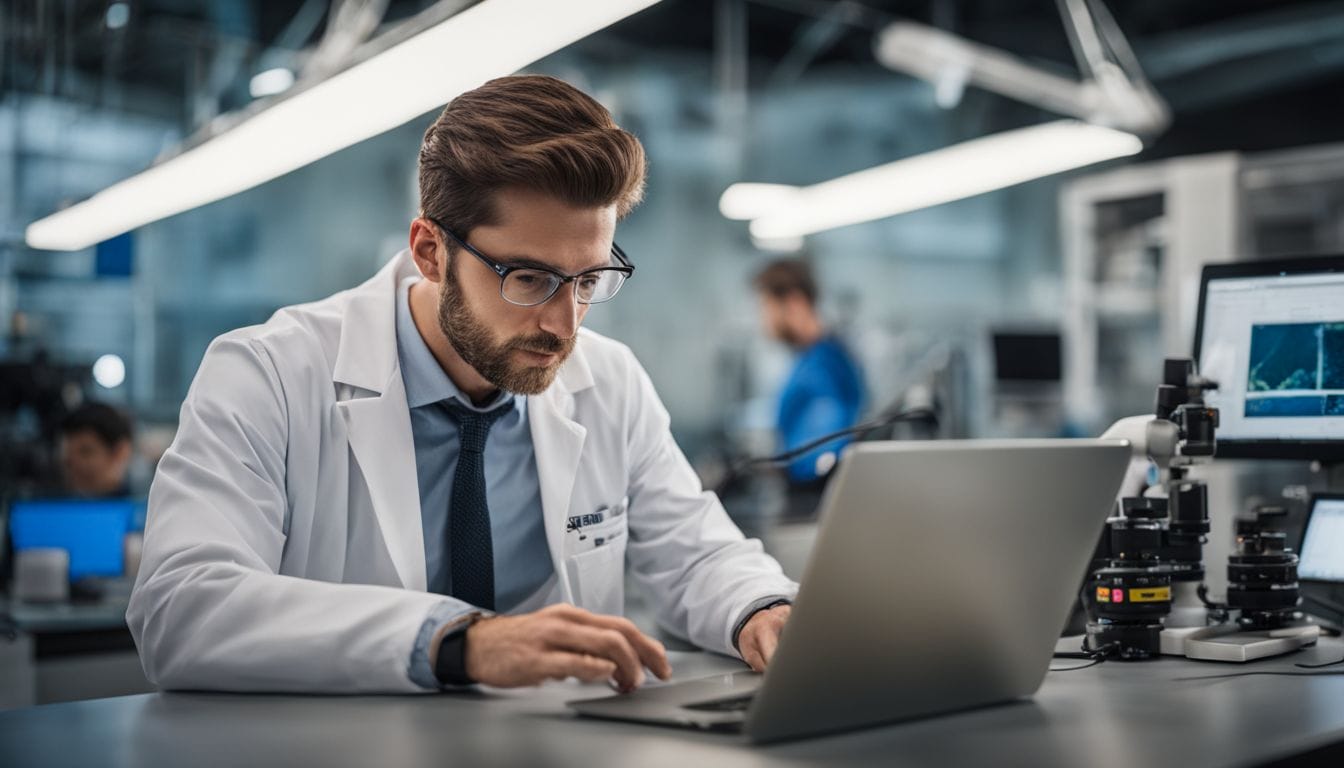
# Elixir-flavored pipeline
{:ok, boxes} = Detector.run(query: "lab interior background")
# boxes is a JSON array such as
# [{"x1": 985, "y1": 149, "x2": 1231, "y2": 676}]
[{"x1": 3, "y1": 0, "x2": 1344, "y2": 706}]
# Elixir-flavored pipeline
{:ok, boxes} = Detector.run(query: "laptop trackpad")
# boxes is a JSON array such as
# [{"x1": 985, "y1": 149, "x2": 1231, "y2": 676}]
[{"x1": 567, "y1": 671, "x2": 763, "y2": 729}]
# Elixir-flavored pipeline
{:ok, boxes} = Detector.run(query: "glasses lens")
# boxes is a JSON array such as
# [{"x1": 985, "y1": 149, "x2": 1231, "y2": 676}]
[
  {"x1": 576, "y1": 270, "x2": 627, "y2": 304},
  {"x1": 502, "y1": 269, "x2": 562, "y2": 306}
]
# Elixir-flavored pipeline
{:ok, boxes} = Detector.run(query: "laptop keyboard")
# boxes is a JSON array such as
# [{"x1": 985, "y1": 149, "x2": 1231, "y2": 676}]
[{"x1": 682, "y1": 694, "x2": 755, "y2": 712}]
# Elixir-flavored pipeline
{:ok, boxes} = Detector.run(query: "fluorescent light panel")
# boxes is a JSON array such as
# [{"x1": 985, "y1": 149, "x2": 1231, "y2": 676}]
[
  {"x1": 745, "y1": 120, "x2": 1142, "y2": 240},
  {"x1": 27, "y1": 0, "x2": 661, "y2": 251}
]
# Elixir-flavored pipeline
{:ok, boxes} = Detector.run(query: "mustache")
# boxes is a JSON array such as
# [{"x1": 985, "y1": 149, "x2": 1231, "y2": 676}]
[{"x1": 509, "y1": 333, "x2": 573, "y2": 356}]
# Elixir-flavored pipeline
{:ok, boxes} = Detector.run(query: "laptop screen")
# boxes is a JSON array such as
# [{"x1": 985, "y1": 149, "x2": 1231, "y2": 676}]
[{"x1": 1300, "y1": 495, "x2": 1344, "y2": 583}]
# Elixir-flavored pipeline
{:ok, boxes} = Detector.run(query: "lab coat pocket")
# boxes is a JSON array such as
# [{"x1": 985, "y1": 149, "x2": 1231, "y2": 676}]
[{"x1": 565, "y1": 516, "x2": 628, "y2": 616}]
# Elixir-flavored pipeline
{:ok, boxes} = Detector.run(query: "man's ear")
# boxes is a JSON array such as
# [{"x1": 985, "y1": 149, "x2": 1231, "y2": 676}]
[{"x1": 409, "y1": 218, "x2": 445, "y2": 283}]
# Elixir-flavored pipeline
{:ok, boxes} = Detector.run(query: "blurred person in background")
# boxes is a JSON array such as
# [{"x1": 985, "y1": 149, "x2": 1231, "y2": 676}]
[
  {"x1": 60, "y1": 401, "x2": 134, "y2": 498},
  {"x1": 754, "y1": 259, "x2": 866, "y2": 494}
]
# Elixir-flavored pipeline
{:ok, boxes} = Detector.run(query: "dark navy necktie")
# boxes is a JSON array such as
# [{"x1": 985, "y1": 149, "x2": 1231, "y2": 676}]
[{"x1": 443, "y1": 399, "x2": 510, "y2": 610}]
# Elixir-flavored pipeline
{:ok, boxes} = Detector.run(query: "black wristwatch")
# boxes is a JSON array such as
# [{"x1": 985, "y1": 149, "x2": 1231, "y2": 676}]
[{"x1": 433, "y1": 614, "x2": 482, "y2": 686}]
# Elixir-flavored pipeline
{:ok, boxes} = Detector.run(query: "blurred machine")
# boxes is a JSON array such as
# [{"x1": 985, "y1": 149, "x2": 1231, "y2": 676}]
[
  {"x1": 0, "y1": 355, "x2": 92, "y2": 497},
  {"x1": 8, "y1": 499, "x2": 139, "y2": 587},
  {"x1": 992, "y1": 331, "x2": 1062, "y2": 385},
  {"x1": 990, "y1": 329, "x2": 1065, "y2": 437}
]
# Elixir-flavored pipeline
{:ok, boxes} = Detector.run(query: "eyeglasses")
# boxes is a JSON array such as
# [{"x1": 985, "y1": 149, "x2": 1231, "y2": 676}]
[{"x1": 427, "y1": 216, "x2": 634, "y2": 307}]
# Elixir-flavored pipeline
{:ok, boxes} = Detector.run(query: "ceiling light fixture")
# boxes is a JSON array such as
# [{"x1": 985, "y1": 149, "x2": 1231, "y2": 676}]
[
  {"x1": 27, "y1": 0, "x2": 661, "y2": 252},
  {"x1": 743, "y1": 120, "x2": 1143, "y2": 240}
]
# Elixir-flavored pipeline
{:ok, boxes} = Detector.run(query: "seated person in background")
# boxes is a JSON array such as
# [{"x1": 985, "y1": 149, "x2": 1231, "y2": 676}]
[
  {"x1": 754, "y1": 259, "x2": 866, "y2": 488},
  {"x1": 60, "y1": 401, "x2": 133, "y2": 498}
]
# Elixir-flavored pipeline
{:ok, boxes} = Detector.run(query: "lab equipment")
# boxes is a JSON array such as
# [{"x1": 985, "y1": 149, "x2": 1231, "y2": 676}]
[{"x1": 1226, "y1": 507, "x2": 1302, "y2": 629}]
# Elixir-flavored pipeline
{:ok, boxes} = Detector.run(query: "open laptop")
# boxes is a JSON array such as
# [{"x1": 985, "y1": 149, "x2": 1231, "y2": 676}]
[{"x1": 568, "y1": 438, "x2": 1130, "y2": 743}]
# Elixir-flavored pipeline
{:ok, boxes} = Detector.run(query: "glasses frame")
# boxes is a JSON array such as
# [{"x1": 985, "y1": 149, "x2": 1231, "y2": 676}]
[{"x1": 426, "y1": 216, "x2": 634, "y2": 307}]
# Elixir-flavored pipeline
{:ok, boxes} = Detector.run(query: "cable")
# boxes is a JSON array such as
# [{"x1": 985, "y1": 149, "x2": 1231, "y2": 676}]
[
  {"x1": 1049, "y1": 657, "x2": 1107, "y2": 672},
  {"x1": 1176, "y1": 670, "x2": 1344, "y2": 681},
  {"x1": 1296, "y1": 657, "x2": 1344, "y2": 669},
  {"x1": 1049, "y1": 640, "x2": 1117, "y2": 671},
  {"x1": 713, "y1": 407, "x2": 938, "y2": 495}
]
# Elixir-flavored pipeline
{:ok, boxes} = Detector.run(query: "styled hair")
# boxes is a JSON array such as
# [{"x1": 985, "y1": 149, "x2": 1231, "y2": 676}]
[
  {"x1": 418, "y1": 74, "x2": 646, "y2": 242},
  {"x1": 60, "y1": 401, "x2": 132, "y2": 448},
  {"x1": 753, "y1": 259, "x2": 818, "y2": 305}
]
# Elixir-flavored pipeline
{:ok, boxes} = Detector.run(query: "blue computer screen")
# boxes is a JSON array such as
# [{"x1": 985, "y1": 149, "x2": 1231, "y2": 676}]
[{"x1": 8, "y1": 499, "x2": 136, "y2": 580}]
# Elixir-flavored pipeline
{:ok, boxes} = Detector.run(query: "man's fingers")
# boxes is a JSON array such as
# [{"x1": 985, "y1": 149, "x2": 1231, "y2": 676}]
[
  {"x1": 741, "y1": 636, "x2": 766, "y2": 673},
  {"x1": 537, "y1": 652, "x2": 617, "y2": 683},
  {"x1": 546, "y1": 622, "x2": 644, "y2": 690},
  {"x1": 557, "y1": 609, "x2": 672, "y2": 681},
  {"x1": 757, "y1": 626, "x2": 780, "y2": 667}
]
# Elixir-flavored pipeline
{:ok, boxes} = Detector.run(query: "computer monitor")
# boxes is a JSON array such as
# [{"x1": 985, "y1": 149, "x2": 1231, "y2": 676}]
[
  {"x1": 1299, "y1": 493, "x2": 1344, "y2": 583},
  {"x1": 992, "y1": 331, "x2": 1062, "y2": 383},
  {"x1": 8, "y1": 498, "x2": 136, "y2": 580},
  {"x1": 1192, "y1": 255, "x2": 1344, "y2": 461}
]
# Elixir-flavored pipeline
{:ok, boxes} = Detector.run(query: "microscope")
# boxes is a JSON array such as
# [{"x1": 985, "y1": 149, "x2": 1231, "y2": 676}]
[
  {"x1": 1088, "y1": 358, "x2": 1320, "y2": 661},
  {"x1": 1085, "y1": 358, "x2": 1219, "y2": 657}
]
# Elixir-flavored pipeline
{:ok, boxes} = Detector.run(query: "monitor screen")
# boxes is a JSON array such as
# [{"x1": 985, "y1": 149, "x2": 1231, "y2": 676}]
[
  {"x1": 8, "y1": 499, "x2": 136, "y2": 580},
  {"x1": 1300, "y1": 495, "x2": 1344, "y2": 583},
  {"x1": 992, "y1": 332, "x2": 1062, "y2": 383},
  {"x1": 1194, "y1": 256, "x2": 1344, "y2": 460}
]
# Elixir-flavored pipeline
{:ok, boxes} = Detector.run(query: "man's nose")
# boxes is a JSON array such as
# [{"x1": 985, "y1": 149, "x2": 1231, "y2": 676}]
[{"x1": 538, "y1": 281, "x2": 580, "y2": 339}]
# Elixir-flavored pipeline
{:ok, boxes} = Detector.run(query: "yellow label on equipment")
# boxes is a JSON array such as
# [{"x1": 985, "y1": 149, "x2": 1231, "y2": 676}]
[
  {"x1": 1129, "y1": 587, "x2": 1171, "y2": 603},
  {"x1": 1096, "y1": 586, "x2": 1111, "y2": 603}
]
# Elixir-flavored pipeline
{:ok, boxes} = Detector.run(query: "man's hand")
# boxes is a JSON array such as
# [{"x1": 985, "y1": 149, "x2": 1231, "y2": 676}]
[
  {"x1": 462, "y1": 604, "x2": 672, "y2": 692},
  {"x1": 738, "y1": 603, "x2": 791, "y2": 672}
]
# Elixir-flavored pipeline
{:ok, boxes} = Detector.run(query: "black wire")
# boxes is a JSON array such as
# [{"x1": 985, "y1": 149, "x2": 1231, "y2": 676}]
[
  {"x1": 714, "y1": 407, "x2": 938, "y2": 495},
  {"x1": 1050, "y1": 657, "x2": 1107, "y2": 672},
  {"x1": 1296, "y1": 657, "x2": 1344, "y2": 669},
  {"x1": 1176, "y1": 671, "x2": 1344, "y2": 681},
  {"x1": 1049, "y1": 641, "x2": 1117, "y2": 671}
]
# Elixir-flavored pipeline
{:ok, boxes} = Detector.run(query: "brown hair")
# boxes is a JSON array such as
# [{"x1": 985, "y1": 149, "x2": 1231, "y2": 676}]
[
  {"x1": 418, "y1": 75, "x2": 646, "y2": 243},
  {"x1": 753, "y1": 259, "x2": 818, "y2": 305}
]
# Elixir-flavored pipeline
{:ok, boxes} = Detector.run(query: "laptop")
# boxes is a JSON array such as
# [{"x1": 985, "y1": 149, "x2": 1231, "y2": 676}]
[
  {"x1": 568, "y1": 438, "x2": 1130, "y2": 743},
  {"x1": 1299, "y1": 493, "x2": 1344, "y2": 586}
]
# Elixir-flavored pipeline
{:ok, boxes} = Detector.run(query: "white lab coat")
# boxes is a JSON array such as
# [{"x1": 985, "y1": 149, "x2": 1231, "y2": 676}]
[{"x1": 127, "y1": 250, "x2": 797, "y2": 693}]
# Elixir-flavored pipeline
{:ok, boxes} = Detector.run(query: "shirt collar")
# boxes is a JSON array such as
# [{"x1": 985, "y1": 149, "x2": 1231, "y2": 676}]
[{"x1": 395, "y1": 276, "x2": 517, "y2": 413}]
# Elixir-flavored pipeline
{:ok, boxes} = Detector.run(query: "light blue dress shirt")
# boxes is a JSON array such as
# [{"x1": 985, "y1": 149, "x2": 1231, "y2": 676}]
[{"x1": 397, "y1": 277, "x2": 553, "y2": 687}]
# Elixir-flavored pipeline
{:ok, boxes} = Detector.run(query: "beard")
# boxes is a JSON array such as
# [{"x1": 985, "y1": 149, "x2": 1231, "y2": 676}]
[{"x1": 437, "y1": 262, "x2": 576, "y2": 395}]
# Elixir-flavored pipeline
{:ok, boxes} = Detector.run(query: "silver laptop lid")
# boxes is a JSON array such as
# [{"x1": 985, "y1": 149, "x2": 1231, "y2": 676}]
[{"x1": 746, "y1": 439, "x2": 1130, "y2": 743}]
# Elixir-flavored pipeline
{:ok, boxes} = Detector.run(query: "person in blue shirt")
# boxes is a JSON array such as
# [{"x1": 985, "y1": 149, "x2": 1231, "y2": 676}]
[{"x1": 754, "y1": 259, "x2": 866, "y2": 486}]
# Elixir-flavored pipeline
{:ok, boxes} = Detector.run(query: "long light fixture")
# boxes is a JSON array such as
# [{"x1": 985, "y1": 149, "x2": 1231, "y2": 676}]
[
  {"x1": 27, "y1": 0, "x2": 661, "y2": 252},
  {"x1": 736, "y1": 120, "x2": 1142, "y2": 240}
]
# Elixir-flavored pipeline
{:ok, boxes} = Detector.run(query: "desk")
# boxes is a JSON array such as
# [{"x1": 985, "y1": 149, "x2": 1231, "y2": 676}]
[{"x1": 3, "y1": 640, "x2": 1344, "y2": 767}]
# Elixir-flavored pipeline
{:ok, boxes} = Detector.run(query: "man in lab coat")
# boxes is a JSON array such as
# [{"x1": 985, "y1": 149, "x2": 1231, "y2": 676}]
[{"x1": 127, "y1": 75, "x2": 798, "y2": 693}]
